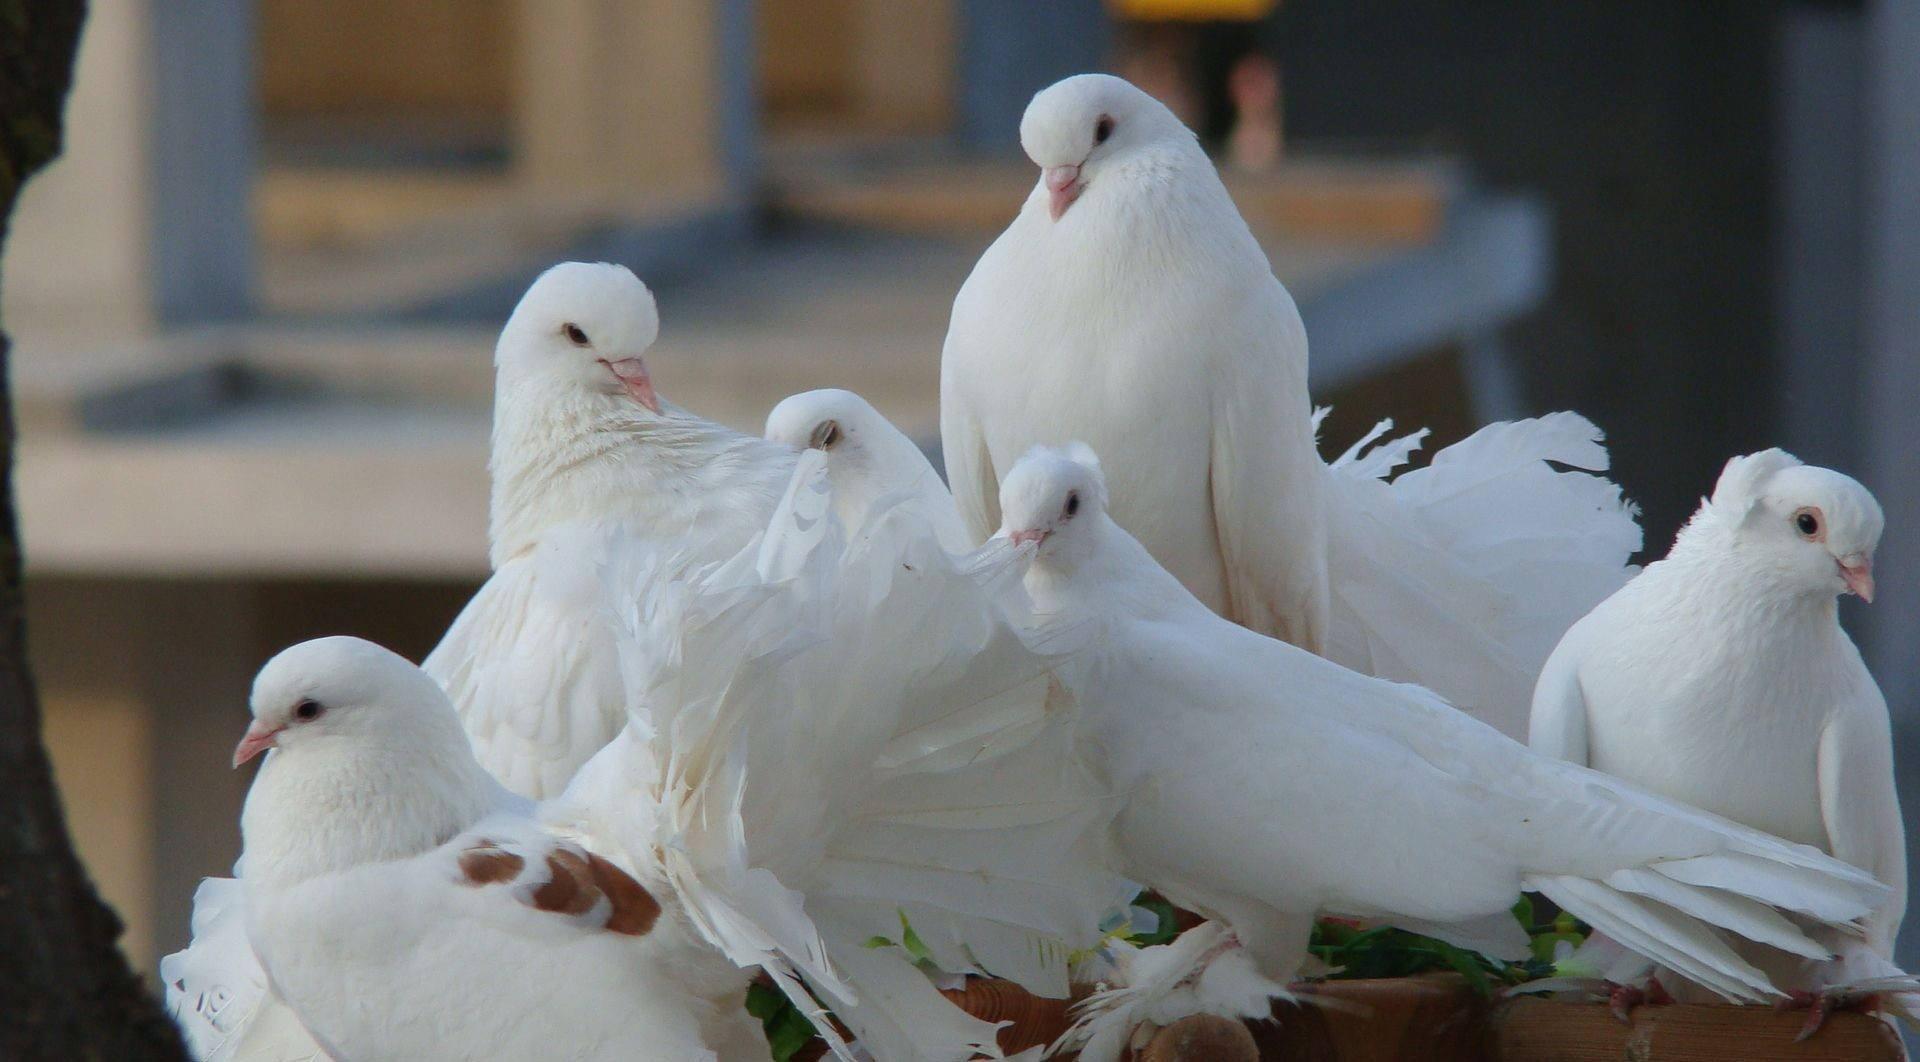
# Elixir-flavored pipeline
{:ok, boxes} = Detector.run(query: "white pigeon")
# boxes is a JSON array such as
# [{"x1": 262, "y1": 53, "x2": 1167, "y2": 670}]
[
  {"x1": 993, "y1": 445, "x2": 1887, "y2": 1034},
  {"x1": 765, "y1": 387, "x2": 973, "y2": 554},
  {"x1": 227, "y1": 637, "x2": 746, "y2": 1061},
  {"x1": 169, "y1": 457, "x2": 1128, "y2": 1062},
  {"x1": 940, "y1": 73, "x2": 1639, "y2": 740},
  {"x1": 552, "y1": 450, "x2": 1129, "y2": 1060},
  {"x1": 425, "y1": 261, "x2": 796, "y2": 797},
  {"x1": 1532, "y1": 449, "x2": 1910, "y2": 1024}
]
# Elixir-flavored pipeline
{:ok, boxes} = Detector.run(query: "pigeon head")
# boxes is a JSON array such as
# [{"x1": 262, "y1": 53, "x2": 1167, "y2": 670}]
[
  {"x1": 1020, "y1": 73, "x2": 1193, "y2": 221},
  {"x1": 1709, "y1": 449, "x2": 1883, "y2": 602},
  {"x1": 237, "y1": 636, "x2": 467, "y2": 768},
  {"x1": 496, "y1": 261, "x2": 663, "y2": 414},
  {"x1": 764, "y1": 387, "x2": 874, "y2": 457},
  {"x1": 239, "y1": 637, "x2": 503, "y2": 883},
  {"x1": 997, "y1": 443, "x2": 1109, "y2": 568}
]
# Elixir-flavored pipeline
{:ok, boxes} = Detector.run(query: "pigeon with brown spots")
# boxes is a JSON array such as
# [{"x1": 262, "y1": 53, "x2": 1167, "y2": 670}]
[{"x1": 184, "y1": 637, "x2": 761, "y2": 1061}]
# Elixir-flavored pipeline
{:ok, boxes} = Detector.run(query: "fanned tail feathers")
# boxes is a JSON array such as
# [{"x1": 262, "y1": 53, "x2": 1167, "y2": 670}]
[{"x1": 1321, "y1": 411, "x2": 1641, "y2": 739}]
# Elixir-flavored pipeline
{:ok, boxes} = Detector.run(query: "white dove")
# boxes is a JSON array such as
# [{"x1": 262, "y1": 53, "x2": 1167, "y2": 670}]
[
  {"x1": 993, "y1": 445, "x2": 1886, "y2": 1029},
  {"x1": 764, "y1": 387, "x2": 973, "y2": 553},
  {"x1": 1532, "y1": 449, "x2": 1910, "y2": 1029},
  {"x1": 169, "y1": 457, "x2": 1128, "y2": 1062},
  {"x1": 940, "y1": 73, "x2": 1639, "y2": 740},
  {"x1": 228, "y1": 637, "x2": 749, "y2": 1061},
  {"x1": 425, "y1": 261, "x2": 795, "y2": 797}
]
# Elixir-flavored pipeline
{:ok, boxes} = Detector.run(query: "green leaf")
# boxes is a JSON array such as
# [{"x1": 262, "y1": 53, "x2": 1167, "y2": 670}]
[
  {"x1": 745, "y1": 983, "x2": 818, "y2": 1062},
  {"x1": 899, "y1": 910, "x2": 934, "y2": 964},
  {"x1": 1510, "y1": 894, "x2": 1535, "y2": 929},
  {"x1": 1129, "y1": 893, "x2": 1181, "y2": 947}
]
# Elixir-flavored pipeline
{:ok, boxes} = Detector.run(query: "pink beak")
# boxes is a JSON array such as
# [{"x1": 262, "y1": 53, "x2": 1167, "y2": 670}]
[
  {"x1": 1043, "y1": 165, "x2": 1082, "y2": 221},
  {"x1": 1009, "y1": 528, "x2": 1049, "y2": 547},
  {"x1": 599, "y1": 357, "x2": 662, "y2": 414},
  {"x1": 232, "y1": 720, "x2": 284, "y2": 768},
  {"x1": 1840, "y1": 555, "x2": 1875, "y2": 603}
]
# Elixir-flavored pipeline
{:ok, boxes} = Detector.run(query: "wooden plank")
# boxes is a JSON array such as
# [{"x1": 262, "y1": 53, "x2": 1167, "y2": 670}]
[
  {"x1": 1491, "y1": 997, "x2": 1903, "y2": 1062},
  {"x1": 913, "y1": 975, "x2": 1908, "y2": 1061}
]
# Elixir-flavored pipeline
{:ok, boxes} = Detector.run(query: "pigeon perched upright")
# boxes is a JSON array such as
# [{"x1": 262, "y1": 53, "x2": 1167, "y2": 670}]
[
  {"x1": 993, "y1": 445, "x2": 1885, "y2": 1024},
  {"x1": 942, "y1": 73, "x2": 1329, "y2": 652},
  {"x1": 1532, "y1": 450, "x2": 1909, "y2": 1024},
  {"x1": 941, "y1": 73, "x2": 1639, "y2": 739},
  {"x1": 765, "y1": 388, "x2": 972, "y2": 553},
  {"x1": 426, "y1": 261, "x2": 795, "y2": 797}
]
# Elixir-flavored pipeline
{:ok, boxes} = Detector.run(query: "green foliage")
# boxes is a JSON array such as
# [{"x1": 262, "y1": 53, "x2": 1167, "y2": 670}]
[
  {"x1": 745, "y1": 982, "x2": 817, "y2": 1062},
  {"x1": 1307, "y1": 895, "x2": 1588, "y2": 997},
  {"x1": 1128, "y1": 893, "x2": 1181, "y2": 947}
]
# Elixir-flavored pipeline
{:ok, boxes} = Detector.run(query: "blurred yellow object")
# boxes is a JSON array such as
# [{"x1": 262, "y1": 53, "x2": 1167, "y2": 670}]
[{"x1": 1110, "y1": 0, "x2": 1277, "y2": 21}]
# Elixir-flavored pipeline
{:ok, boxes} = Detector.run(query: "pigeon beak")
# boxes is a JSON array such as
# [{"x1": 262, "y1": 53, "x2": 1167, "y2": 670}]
[
  {"x1": 599, "y1": 356, "x2": 662, "y2": 414},
  {"x1": 232, "y1": 721, "x2": 284, "y2": 768},
  {"x1": 1839, "y1": 554, "x2": 1875, "y2": 603},
  {"x1": 1009, "y1": 528, "x2": 1050, "y2": 547},
  {"x1": 1043, "y1": 165, "x2": 1082, "y2": 220}
]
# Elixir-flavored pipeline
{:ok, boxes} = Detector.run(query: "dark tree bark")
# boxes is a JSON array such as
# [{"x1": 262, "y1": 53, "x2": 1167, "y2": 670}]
[{"x1": 0, "y1": 2, "x2": 190, "y2": 1058}]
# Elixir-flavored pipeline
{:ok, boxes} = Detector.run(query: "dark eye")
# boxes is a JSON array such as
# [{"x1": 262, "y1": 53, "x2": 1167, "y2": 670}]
[
  {"x1": 1064, "y1": 490, "x2": 1081, "y2": 517},
  {"x1": 1094, "y1": 115, "x2": 1115, "y2": 145},
  {"x1": 809, "y1": 420, "x2": 843, "y2": 450},
  {"x1": 293, "y1": 699, "x2": 325, "y2": 722},
  {"x1": 562, "y1": 323, "x2": 591, "y2": 346},
  {"x1": 1795, "y1": 510, "x2": 1820, "y2": 538}
]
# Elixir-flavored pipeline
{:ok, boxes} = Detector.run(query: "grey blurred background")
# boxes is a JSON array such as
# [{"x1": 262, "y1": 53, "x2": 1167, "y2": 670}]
[{"x1": 4, "y1": 0, "x2": 1915, "y2": 979}]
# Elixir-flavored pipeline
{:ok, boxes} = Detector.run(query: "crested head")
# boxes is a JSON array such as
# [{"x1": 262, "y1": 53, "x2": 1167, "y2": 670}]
[
  {"x1": 1690, "y1": 449, "x2": 1883, "y2": 603},
  {"x1": 997, "y1": 443, "x2": 1109, "y2": 569},
  {"x1": 240, "y1": 637, "x2": 502, "y2": 883},
  {"x1": 764, "y1": 388, "x2": 877, "y2": 456},
  {"x1": 496, "y1": 261, "x2": 663, "y2": 414},
  {"x1": 1019, "y1": 74, "x2": 1198, "y2": 221}
]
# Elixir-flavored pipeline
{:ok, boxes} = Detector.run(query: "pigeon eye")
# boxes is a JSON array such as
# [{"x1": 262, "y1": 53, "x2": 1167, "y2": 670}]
[
  {"x1": 562, "y1": 323, "x2": 591, "y2": 347},
  {"x1": 1794, "y1": 509, "x2": 1821, "y2": 539},
  {"x1": 1094, "y1": 115, "x2": 1115, "y2": 145},
  {"x1": 292, "y1": 699, "x2": 325, "y2": 722},
  {"x1": 809, "y1": 420, "x2": 843, "y2": 450},
  {"x1": 1064, "y1": 491, "x2": 1081, "y2": 517}
]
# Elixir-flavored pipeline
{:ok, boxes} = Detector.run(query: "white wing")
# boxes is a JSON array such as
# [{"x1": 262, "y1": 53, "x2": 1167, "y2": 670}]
[
  {"x1": 1818, "y1": 650, "x2": 1908, "y2": 956},
  {"x1": 1323, "y1": 411, "x2": 1640, "y2": 740},
  {"x1": 1091, "y1": 599, "x2": 1884, "y2": 1006},
  {"x1": 1526, "y1": 615, "x2": 1597, "y2": 765},
  {"x1": 161, "y1": 878, "x2": 330, "y2": 1062},
  {"x1": 247, "y1": 815, "x2": 718, "y2": 1062},
  {"x1": 1207, "y1": 296, "x2": 1330, "y2": 653},
  {"x1": 940, "y1": 355, "x2": 999, "y2": 545},
  {"x1": 563, "y1": 452, "x2": 1129, "y2": 1061},
  {"x1": 425, "y1": 522, "x2": 676, "y2": 799}
]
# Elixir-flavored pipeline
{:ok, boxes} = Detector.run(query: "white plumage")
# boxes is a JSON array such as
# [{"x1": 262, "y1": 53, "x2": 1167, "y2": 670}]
[
  {"x1": 993, "y1": 445, "x2": 1885, "y2": 1011},
  {"x1": 1323, "y1": 411, "x2": 1640, "y2": 738},
  {"x1": 940, "y1": 74, "x2": 1638, "y2": 739},
  {"x1": 553, "y1": 450, "x2": 1130, "y2": 1061},
  {"x1": 162, "y1": 877, "x2": 328, "y2": 1062},
  {"x1": 765, "y1": 388, "x2": 973, "y2": 554},
  {"x1": 228, "y1": 637, "x2": 736, "y2": 1061},
  {"x1": 1531, "y1": 449, "x2": 1909, "y2": 1009},
  {"x1": 425, "y1": 261, "x2": 795, "y2": 797},
  {"x1": 168, "y1": 455, "x2": 1128, "y2": 1061}
]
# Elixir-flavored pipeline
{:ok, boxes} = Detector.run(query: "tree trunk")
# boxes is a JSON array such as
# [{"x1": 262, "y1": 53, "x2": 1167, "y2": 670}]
[{"x1": 0, "y1": 2, "x2": 190, "y2": 1057}]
